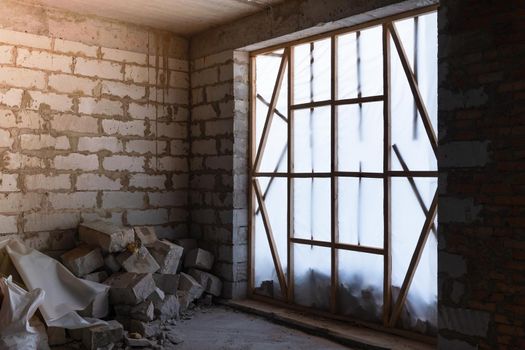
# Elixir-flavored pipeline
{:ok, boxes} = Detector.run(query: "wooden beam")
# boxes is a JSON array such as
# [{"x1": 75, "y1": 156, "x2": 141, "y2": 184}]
[
  {"x1": 388, "y1": 190, "x2": 438, "y2": 327},
  {"x1": 291, "y1": 238, "x2": 384, "y2": 255},
  {"x1": 287, "y1": 45, "x2": 295, "y2": 303},
  {"x1": 330, "y1": 35, "x2": 339, "y2": 314},
  {"x1": 334, "y1": 95, "x2": 384, "y2": 106},
  {"x1": 382, "y1": 23, "x2": 392, "y2": 327},
  {"x1": 253, "y1": 49, "x2": 289, "y2": 171},
  {"x1": 388, "y1": 22, "x2": 438, "y2": 158},
  {"x1": 248, "y1": 55, "x2": 257, "y2": 296},
  {"x1": 249, "y1": 4, "x2": 439, "y2": 56},
  {"x1": 392, "y1": 144, "x2": 437, "y2": 236},
  {"x1": 253, "y1": 178, "x2": 288, "y2": 299},
  {"x1": 257, "y1": 93, "x2": 287, "y2": 122}
]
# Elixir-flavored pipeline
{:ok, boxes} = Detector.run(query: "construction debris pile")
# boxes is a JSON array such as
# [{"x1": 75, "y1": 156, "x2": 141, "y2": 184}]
[{"x1": 47, "y1": 221, "x2": 222, "y2": 349}]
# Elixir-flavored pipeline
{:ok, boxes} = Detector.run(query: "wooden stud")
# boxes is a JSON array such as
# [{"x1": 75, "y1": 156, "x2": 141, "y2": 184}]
[
  {"x1": 291, "y1": 238, "x2": 384, "y2": 255},
  {"x1": 253, "y1": 50, "x2": 289, "y2": 171},
  {"x1": 287, "y1": 45, "x2": 295, "y2": 303},
  {"x1": 392, "y1": 144, "x2": 437, "y2": 235},
  {"x1": 382, "y1": 22, "x2": 392, "y2": 327},
  {"x1": 330, "y1": 35, "x2": 339, "y2": 314},
  {"x1": 248, "y1": 55, "x2": 257, "y2": 296},
  {"x1": 253, "y1": 178, "x2": 288, "y2": 298},
  {"x1": 388, "y1": 22, "x2": 438, "y2": 158},
  {"x1": 388, "y1": 191, "x2": 438, "y2": 327}
]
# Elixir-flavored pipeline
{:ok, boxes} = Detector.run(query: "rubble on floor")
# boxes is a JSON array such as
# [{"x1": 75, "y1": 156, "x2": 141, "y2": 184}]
[{"x1": 40, "y1": 221, "x2": 222, "y2": 349}]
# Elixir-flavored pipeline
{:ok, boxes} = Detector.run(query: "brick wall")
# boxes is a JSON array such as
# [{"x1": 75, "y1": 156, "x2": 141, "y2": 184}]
[
  {"x1": 190, "y1": 50, "x2": 250, "y2": 298},
  {"x1": 0, "y1": 28, "x2": 190, "y2": 252},
  {"x1": 438, "y1": 1, "x2": 525, "y2": 349}
]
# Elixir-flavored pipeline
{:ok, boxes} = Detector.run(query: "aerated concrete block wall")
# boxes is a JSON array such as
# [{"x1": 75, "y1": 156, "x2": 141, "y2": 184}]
[
  {"x1": 189, "y1": 51, "x2": 250, "y2": 299},
  {"x1": 0, "y1": 2, "x2": 190, "y2": 252}
]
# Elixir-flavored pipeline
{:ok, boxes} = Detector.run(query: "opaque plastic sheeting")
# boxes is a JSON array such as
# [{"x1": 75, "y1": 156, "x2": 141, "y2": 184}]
[
  {"x1": 294, "y1": 244, "x2": 331, "y2": 311},
  {"x1": 390, "y1": 13, "x2": 437, "y2": 172},
  {"x1": 0, "y1": 239, "x2": 108, "y2": 329},
  {"x1": 337, "y1": 25, "x2": 383, "y2": 99},
  {"x1": 293, "y1": 178, "x2": 331, "y2": 242},
  {"x1": 294, "y1": 39, "x2": 331, "y2": 104},
  {"x1": 338, "y1": 177, "x2": 383, "y2": 247},
  {"x1": 337, "y1": 250, "x2": 383, "y2": 322},
  {"x1": 293, "y1": 106, "x2": 331, "y2": 173},
  {"x1": 337, "y1": 102, "x2": 383, "y2": 172}
]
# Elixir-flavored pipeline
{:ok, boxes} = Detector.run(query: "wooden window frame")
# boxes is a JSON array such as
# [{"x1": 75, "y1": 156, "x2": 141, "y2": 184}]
[{"x1": 248, "y1": 4, "x2": 439, "y2": 342}]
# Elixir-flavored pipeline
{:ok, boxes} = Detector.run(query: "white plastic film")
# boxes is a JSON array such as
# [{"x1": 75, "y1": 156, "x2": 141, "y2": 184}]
[
  {"x1": 294, "y1": 39, "x2": 331, "y2": 104},
  {"x1": 294, "y1": 244, "x2": 331, "y2": 311},
  {"x1": 293, "y1": 178, "x2": 331, "y2": 242}
]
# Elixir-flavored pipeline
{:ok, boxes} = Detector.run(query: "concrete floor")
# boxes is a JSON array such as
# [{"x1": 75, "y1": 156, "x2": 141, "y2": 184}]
[{"x1": 171, "y1": 306, "x2": 349, "y2": 350}]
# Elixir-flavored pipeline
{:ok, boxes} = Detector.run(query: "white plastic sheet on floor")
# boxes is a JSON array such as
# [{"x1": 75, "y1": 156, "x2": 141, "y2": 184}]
[
  {"x1": 0, "y1": 238, "x2": 108, "y2": 332},
  {"x1": 0, "y1": 276, "x2": 49, "y2": 350}
]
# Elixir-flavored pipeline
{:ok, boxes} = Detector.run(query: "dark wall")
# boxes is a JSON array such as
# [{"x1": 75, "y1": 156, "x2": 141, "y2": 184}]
[{"x1": 438, "y1": 1, "x2": 525, "y2": 349}]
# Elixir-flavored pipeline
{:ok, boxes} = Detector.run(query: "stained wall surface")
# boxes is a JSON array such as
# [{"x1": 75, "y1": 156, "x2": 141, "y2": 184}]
[{"x1": 0, "y1": 2, "x2": 190, "y2": 252}]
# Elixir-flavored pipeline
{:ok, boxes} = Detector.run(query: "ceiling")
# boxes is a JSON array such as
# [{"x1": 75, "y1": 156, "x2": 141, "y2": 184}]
[{"x1": 25, "y1": 0, "x2": 285, "y2": 36}]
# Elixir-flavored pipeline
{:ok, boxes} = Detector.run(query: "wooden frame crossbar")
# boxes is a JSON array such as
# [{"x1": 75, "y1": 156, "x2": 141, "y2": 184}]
[{"x1": 249, "y1": 5, "x2": 438, "y2": 340}]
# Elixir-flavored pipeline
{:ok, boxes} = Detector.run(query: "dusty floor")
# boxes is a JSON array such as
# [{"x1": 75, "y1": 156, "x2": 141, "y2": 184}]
[{"x1": 171, "y1": 305, "x2": 349, "y2": 350}]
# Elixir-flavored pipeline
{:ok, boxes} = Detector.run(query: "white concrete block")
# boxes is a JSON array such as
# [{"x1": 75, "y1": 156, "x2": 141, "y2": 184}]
[
  {"x1": 61, "y1": 245, "x2": 104, "y2": 276},
  {"x1": 78, "y1": 97, "x2": 122, "y2": 116},
  {"x1": 49, "y1": 192, "x2": 97, "y2": 209},
  {"x1": 76, "y1": 174, "x2": 121, "y2": 191},
  {"x1": 75, "y1": 57, "x2": 123, "y2": 81},
  {"x1": 0, "y1": 215, "x2": 17, "y2": 234},
  {"x1": 23, "y1": 212, "x2": 79, "y2": 232},
  {"x1": 0, "y1": 88, "x2": 23, "y2": 108},
  {"x1": 101, "y1": 80, "x2": 145, "y2": 99},
  {"x1": 48, "y1": 74, "x2": 99, "y2": 95},
  {"x1": 124, "y1": 65, "x2": 148, "y2": 84},
  {"x1": 102, "y1": 119, "x2": 145, "y2": 136},
  {"x1": 125, "y1": 140, "x2": 166, "y2": 155},
  {"x1": 102, "y1": 191, "x2": 145, "y2": 209},
  {"x1": 78, "y1": 136, "x2": 123, "y2": 152},
  {"x1": 101, "y1": 47, "x2": 147, "y2": 65},
  {"x1": 79, "y1": 220, "x2": 135, "y2": 253},
  {"x1": 117, "y1": 246, "x2": 160, "y2": 274},
  {"x1": 134, "y1": 226, "x2": 157, "y2": 246},
  {"x1": 127, "y1": 209, "x2": 169, "y2": 226},
  {"x1": 103, "y1": 155, "x2": 144, "y2": 172},
  {"x1": 128, "y1": 103, "x2": 156, "y2": 120},
  {"x1": 20, "y1": 134, "x2": 69, "y2": 150},
  {"x1": 25, "y1": 174, "x2": 70, "y2": 191},
  {"x1": 50, "y1": 113, "x2": 98, "y2": 134},
  {"x1": 0, "y1": 28, "x2": 52, "y2": 50},
  {"x1": 26, "y1": 91, "x2": 73, "y2": 112},
  {"x1": 54, "y1": 153, "x2": 99, "y2": 171},
  {"x1": 129, "y1": 174, "x2": 165, "y2": 189},
  {"x1": 0, "y1": 129, "x2": 13, "y2": 148},
  {"x1": 0, "y1": 45, "x2": 14, "y2": 64},
  {"x1": 17, "y1": 48, "x2": 73, "y2": 73},
  {"x1": 54, "y1": 39, "x2": 98, "y2": 58},
  {"x1": 0, "y1": 109, "x2": 43, "y2": 130},
  {"x1": 0, "y1": 67, "x2": 46, "y2": 89},
  {"x1": 0, "y1": 173, "x2": 18, "y2": 192}
]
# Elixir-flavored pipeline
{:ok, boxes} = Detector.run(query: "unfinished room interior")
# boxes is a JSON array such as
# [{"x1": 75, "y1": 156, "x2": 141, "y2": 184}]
[{"x1": 0, "y1": 0, "x2": 521, "y2": 349}]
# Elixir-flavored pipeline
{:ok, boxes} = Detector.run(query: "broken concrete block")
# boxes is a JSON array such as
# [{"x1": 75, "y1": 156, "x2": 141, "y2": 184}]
[
  {"x1": 104, "y1": 272, "x2": 156, "y2": 305},
  {"x1": 173, "y1": 238, "x2": 198, "y2": 253},
  {"x1": 157, "y1": 294, "x2": 180, "y2": 321},
  {"x1": 178, "y1": 272, "x2": 204, "y2": 300},
  {"x1": 82, "y1": 320, "x2": 123, "y2": 350},
  {"x1": 148, "y1": 240, "x2": 183, "y2": 274},
  {"x1": 83, "y1": 270, "x2": 108, "y2": 283},
  {"x1": 128, "y1": 320, "x2": 161, "y2": 339},
  {"x1": 47, "y1": 327, "x2": 68, "y2": 346},
  {"x1": 79, "y1": 221, "x2": 134, "y2": 253},
  {"x1": 104, "y1": 254, "x2": 121, "y2": 273},
  {"x1": 134, "y1": 226, "x2": 157, "y2": 246},
  {"x1": 188, "y1": 268, "x2": 222, "y2": 297},
  {"x1": 148, "y1": 290, "x2": 179, "y2": 321},
  {"x1": 124, "y1": 332, "x2": 155, "y2": 347},
  {"x1": 78, "y1": 290, "x2": 109, "y2": 318},
  {"x1": 184, "y1": 248, "x2": 214, "y2": 271},
  {"x1": 254, "y1": 280, "x2": 274, "y2": 298},
  {"x1": 153, "y1": 273, "x2": 179, "y2": 295},
  {"x1": 117, "y1": 246, "x2": 160, "y2": 274},
  {"x1": 176, "y1": 290, "x2": 192, "y2": 313},
  {"x1": 60, "y1": 245, "x2": 104, "y2": 277},
  {"x1": 197, "y1": 294, "x2": 213, "y2": 307},
  {"x1": 114, "y1": 300, "x2": 155, "y2": 322}
]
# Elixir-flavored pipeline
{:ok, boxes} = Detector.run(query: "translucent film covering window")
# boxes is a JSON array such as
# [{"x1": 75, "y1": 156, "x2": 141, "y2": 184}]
[{"x1": 251, "y1": 10, "x2": 437, "y2": 336}]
